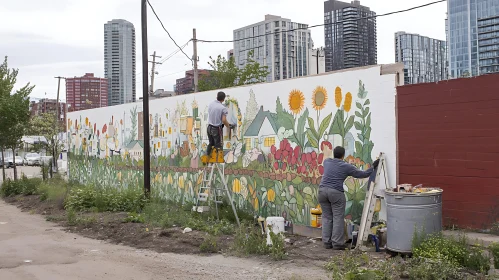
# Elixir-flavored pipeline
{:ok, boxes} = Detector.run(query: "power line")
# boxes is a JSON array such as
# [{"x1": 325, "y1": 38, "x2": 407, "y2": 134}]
[
  {"x1": 146, "y1": 0, "x2": 193, "y2": 62},
  {"x1": 197, "y1": 0, "x2": 446, "y2": 43},
  {"x1": 158, "y1": 40, "x2": 191, "y2": 64}
]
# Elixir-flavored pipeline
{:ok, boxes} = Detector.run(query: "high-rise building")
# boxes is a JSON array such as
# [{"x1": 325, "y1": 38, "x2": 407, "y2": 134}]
[
  {"x1": 227, "y1": 49, "x2": 234, "y2": 60},
  {"x1": 324, "y1": 0, "x2": 377, "y2": 72},
  {"x1": 395, "y1": 32, "x2": 448, "y2": 84},
  {"x1": 308, "y1": 47, "x2": 326, "y2": 75},
  {"x1": 446, "y1": 0, "x2": 499, "y2": 78},
  {"x1": 66, "y1": 73, "x2": 108, "y2": 112},
  {"x1": 233, "y1": 15, "x2": 312, "y2": 82},
  {"x1": 104, "y1": 19, "x2": 136, "y2": 106},
  {"x1": 478, "y1": 15, "x2": 499, "y2": 74}
]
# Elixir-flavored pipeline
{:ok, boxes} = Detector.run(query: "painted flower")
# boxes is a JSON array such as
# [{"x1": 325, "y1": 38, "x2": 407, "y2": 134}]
[
  {"x1": 202, "y1": 143, "x2": 207, "y2": 151},
  {"x1": 312, "y1": 86, "x2": 328, "y2": 111},
  {"x1": 289, "y1": 185, "x2": 294, "y2": 195},
  {"x1": 267, "y1": 189, "x2": 276, "y2": 202},
  {"x1": 288, "y1": 89, "x2": 305, "y2": 115},
  {"x1": 117, "y1": 172, "x2": 122, "y2": 181},
  {"x1": 196, "y1": 173, "x2": 203, "y2": 186},
  {"x1": 155, "y1": 173, "x2": 163, "y2": 184},
  {"x1": 232, "y1": 178, "x2": 241, "y2": 193},
  {"x1": 334, "y1": 86, "x2": 342, "y2": 108},
  {"x1": 240, "y1": 177, "x2": 249, "y2": 199},
  {"x1": 344, "y1": 92, "x2": 352, "y2": 112},
  {"x1": 253, "y1": 197, "x2": 259, "y2": 211},
  {"x1": 85, "y1": 117, "x2": 89, "y2": 126},
  {"x1": 178, "y1": 175, "x2": 185, "y2": 189}
]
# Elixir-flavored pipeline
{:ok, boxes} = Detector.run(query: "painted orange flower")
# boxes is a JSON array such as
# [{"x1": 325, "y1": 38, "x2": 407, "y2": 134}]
[
  {"x1": 85, "y1": 117, "x2": 89, "y2": 126},
  {"x1": 253, "y1": 197, "x2": 259, "y2": 210},
  {"x1": 288, "y1": 89, "x2": 305, "y2": 115},
  {"x1": 335, "y1": 87, "x2": 342, "y2": 108},
  {"x1": 344, "y1": 92, "x2": 352, "y2": 112},
  {"x1": 267, "y1": 189, "x2": 276, "y2": 202},
  {"x1": 312, "y1": 86, "x2": 328, "y2": 111}
]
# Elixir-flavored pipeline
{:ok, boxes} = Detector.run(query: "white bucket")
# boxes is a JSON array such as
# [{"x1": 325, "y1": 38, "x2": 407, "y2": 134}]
[{"x1": 266, "y1": 217, "x2": 285, "y2": 245}]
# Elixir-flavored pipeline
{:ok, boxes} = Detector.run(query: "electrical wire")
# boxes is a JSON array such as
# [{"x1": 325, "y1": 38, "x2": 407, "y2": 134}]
[
  {"x1": 146, "y1": 0, "x2": 193, "y2": 62},
  {"x1": 197, "y1": 0, "x2": 446, "y2": 43},
  {"x1": 158, "y1": 40, "x2": 191, "y2": 64}
]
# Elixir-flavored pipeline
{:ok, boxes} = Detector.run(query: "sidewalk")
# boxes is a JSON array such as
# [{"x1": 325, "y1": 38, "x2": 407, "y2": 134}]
[{"x1": 443, "y1": 230, "x2": 499, "y2": 247}]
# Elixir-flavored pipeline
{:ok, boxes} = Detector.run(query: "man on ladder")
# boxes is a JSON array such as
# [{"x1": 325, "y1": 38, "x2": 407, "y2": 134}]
[{"x1": 201, "y1": 91, "x2": 235, "y2": 164}]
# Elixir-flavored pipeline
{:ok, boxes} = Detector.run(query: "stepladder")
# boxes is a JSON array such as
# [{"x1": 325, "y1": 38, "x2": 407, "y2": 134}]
[
  {"x1": 355, "y1": 152, "x2": 389, "y2": 251},
  {"x1": 194, "y1": 148, "x2": 240, "y2": 226}
]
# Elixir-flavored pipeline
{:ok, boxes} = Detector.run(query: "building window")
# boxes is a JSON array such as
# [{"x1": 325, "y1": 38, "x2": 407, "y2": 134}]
[
  {"x1": 245, "y1": 138, "x2": 252, "y2": 149},
  {"x1": 264, "y1": 137, "x2": 275, "y2": 147}
]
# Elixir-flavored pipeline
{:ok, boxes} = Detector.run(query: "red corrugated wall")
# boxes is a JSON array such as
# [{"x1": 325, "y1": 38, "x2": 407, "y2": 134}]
[{"x1": 397, "y1": 74, "x2": 499, "y2": 229}]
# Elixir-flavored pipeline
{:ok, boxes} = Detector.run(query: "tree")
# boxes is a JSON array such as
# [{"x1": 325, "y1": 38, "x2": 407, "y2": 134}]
[
  {"x1": 198, "y1": 50, "x2": 269, "y2": 91},
  {"x1": 0, "y1": 56, "x2": 34, "y2": 180},
  {"x1": 27, "y1": 112, "x2": 65, "y2": 170}
]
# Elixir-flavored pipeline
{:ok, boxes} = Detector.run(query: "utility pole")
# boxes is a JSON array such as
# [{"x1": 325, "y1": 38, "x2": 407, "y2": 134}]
[
  {"x1": 141, "y1": 0, "x2": 151, "y2": 196},
  {"x1": 53, "y1": 76, "x2": 64, "y2": 173},
  {"x1": 312, "y1": 48, "x2": 324, "y2": 75},
  {"x1": 193, "y1": 28, "x2": 199, "y2": 93},
  {"x1": 149, "y1": 51, "x2": 162, "y2": 96}
]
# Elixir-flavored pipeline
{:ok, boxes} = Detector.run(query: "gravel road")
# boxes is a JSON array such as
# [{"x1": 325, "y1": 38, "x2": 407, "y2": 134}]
[{"x1": 0, "y1": 200, "x2": 328, "y2": 280}]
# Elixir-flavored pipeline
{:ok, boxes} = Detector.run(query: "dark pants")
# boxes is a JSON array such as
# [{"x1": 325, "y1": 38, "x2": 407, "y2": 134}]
[
  {"x1": 318, "y1": 187, "x2": 346, "y2": 247},
  {"x1": 206, "y1": 125, "x2": 223, "y2": 156}
]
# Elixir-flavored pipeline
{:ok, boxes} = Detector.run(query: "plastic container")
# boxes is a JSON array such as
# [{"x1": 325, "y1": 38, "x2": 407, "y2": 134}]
[
  {"x1": 385, "y1": 189, "x2": 443, "y2": 253},
  {"x1": 310, "y1": 208, "x2": 322, "y2": 228},
  {"x1": 266, "y1": 217, "x2": 285, "y2": 245}
]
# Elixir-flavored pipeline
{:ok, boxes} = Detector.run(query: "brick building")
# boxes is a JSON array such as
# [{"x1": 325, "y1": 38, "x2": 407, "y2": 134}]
[
  {"x1": 66, "y1": 73, "x2": 108, "y2": 112},
  {"x1": 29, "y1": 98, "x2": 66, "y2": 124},
  {"x1": 175, "y1": 69, "x2": 211, "y2": 95}
]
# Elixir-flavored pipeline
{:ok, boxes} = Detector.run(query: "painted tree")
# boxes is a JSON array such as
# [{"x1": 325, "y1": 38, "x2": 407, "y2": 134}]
[
  {"x1": 242, "y1": 89, "x2": 258, "y2": 135},
  {"x1": 353, "y1": 80, "x2": 374, "y2": 164},
  {"x1": 198, "y1": 50, "x2": 269, "y2": 91},
  {"x1": 0, "y1": 57, "x2": 34, "y2": 180}
]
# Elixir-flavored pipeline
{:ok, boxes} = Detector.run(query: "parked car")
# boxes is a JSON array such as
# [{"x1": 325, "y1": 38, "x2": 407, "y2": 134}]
[
  {"x1": 1, "y1": 157, "x2": 14, "y2": 168},
  {"x1": 24, "y1": 153, "x2": 41, "y2": 166},
  {"x1": 14, "y1": 156, "x2": 24, "y2": 166}
]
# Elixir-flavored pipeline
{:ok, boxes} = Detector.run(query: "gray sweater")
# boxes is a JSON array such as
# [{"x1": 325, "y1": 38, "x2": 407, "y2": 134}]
[{"x1": 320, "y1": 158, "x2": 374, "y2": 192}]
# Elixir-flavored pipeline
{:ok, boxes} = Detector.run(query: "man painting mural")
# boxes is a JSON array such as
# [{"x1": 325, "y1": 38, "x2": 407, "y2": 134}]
[
  {"x1": 202, "y1": 91, "x2": 235, "y2": 163},
  {"x1": 319, "y1": 146, "x2": 379, "y2": 250}
]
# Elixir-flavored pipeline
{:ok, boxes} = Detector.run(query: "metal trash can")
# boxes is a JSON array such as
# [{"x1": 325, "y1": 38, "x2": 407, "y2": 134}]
[{"x1": 385, "y1": 189, "x2": 443, "y2": 253}]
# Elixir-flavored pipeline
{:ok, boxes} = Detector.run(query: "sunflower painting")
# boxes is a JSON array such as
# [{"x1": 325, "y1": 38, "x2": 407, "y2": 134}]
[
  {"x1": 288, "y1": 89, "x2": 305, "y2": 115},
  {"x1": 312, "y1": 86, "x2": 328, "y2": 111}
]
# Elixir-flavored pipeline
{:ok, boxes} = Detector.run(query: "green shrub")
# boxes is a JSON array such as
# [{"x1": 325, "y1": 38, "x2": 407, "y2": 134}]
[
  {"x1": 64, "y1": 185, "x2": 146, "y2": 212},
  {"x1": 124, "y1": 212, "x2": 145, "y2": 223},
  {"x1": 407, "y1": 257, "x2": 460, "y2": 280},
  {"x1": 199, "y1": 235, "x2": 218, "y2": 253},
  {"x1": 489, "y1": 242, "x2": 499, "y2": 269},
  {"x1": 0, "y1": 179, "x2": 23, "y2": 197},
  {"x1": 39, "y1": 179, "x2": 68, "y2": 209},
  {"x1": 230, "y1": 223, "x2": 270, "y2": 257},
  {"x1": 0, "y1": 177, "x2": 43, "y2": 197},
  {"x1": 413, "y1": 233, "x2": 490, "y2": 273}
]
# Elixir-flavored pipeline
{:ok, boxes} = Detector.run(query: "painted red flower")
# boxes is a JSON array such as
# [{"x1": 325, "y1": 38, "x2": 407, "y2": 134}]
[
  {"x1": 275, "y1": 150, "x2": 282, "y2": 160},
  {"x1": 301, "y1": 154, "x2": 306, "y2": 163},
  {"x1": 94, "y1": 123, "x2": 96, "y2": 133},
  {"x1": 282, "y1": 162, "x2": 287, "y2": 170},
  {"x1": 318, "y1": 153, "x2": 324, "y2": 164},
  {"x1": 293, "y1": 146, "x2": 301, "y2": 158},
  {"x1": 306, "y1": 153, "x2": 312, "y2": 163},
  {"x1": 319, "y1": 166, "x2": 324, "y2": 175},
  {"x1": 273, "y1": 162, "x2": 279, "y2": 170},
  {"x1": 321, "y1": 141, "x2": 332, "y2": 151},
  {"x1": 311, "y1": 151, "x2": 317, "y2": 160},
  {"x1": 291, "y1": 157, "x2": 297, "y2": 165},
  {"x1": 271, "y1": 145, "x2": 277, "y2": 154},
  {"x1": 283, "y1": 150, "x2": 288, "y2": 158},
  {"x1": 102, "y1": 124, "x2": 108, "y2": 134}
]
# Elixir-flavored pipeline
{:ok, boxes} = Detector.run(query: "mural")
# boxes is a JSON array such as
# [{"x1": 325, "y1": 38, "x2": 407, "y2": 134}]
[{"x1": 67, "y1": 65, "x2": 397, "y2": 227}]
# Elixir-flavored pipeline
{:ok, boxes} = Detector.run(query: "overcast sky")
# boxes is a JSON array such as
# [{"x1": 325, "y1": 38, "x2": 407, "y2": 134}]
[{"x1": 0, "y1": 0, "x2": 447, "y2": 101}]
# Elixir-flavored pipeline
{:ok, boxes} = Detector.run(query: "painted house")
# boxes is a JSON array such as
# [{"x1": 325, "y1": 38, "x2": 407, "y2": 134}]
[
  {"x1": 126, "y1": 140, "x2": 144, "y2": 161},
  {"x1": 243, "y1": 106, "x2": 278, "y2": 154}
]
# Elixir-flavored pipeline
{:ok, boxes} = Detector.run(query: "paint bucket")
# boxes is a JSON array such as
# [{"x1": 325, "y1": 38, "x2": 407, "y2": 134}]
[
  {"x1": 266, "y1": 217, "x2": 285, "y2": 246},
  {"x1": 310, "y1": 208, "x2": 322, "y2": 228}
]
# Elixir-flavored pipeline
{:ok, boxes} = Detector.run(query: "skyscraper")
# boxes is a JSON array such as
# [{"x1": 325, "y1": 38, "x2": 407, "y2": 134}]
[
  {"x1": 395, "y1": 32, "x2": 448, "y2": 84},
  {"x1": 66, "y1": 73, "x2": 108, "y2": 112},
  {"x1": 446, "y1": 0, "x2": 499, "y2": 78},
  {"x1": 104, "y1": 19, "x2": 136, "y2": 106},
  {"x1": 233, "y1": 15, "x2": 313, "y2": 82},
  {"x1": 324, "y1": 0, "x2": 377, "y2": 72}
]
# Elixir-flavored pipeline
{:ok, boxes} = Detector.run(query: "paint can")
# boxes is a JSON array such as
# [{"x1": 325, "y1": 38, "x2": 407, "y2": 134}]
[{"x1": 310, "y1": 208, "x2": 322, "y2": 228}]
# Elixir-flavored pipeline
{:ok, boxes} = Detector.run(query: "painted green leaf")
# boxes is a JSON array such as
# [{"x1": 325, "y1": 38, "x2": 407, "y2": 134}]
[
  {"x1": 289, "y1": 209, "x2": 297, "y2": 218},
  {"x1": 354, "y1": 121, "x2": 362, "y2": 131},
  {"x1": 345, "y1": 200, "x2": 353, "y2": 215},
  {"x1": 355, "y1": 111, "x2": 362, "y2": 118},
  {"x1": 303, "y1": 186, "x2": 313, "y2": 195},
  {"x1": 355, "y1": 141, "x2": 363, "y2": 159},
  {"x1": 289, "y1": 197, "x2": 297, "y2": 204},
  {"x1": 363, "y1": 107, "x2": 370, "y2": 118},
  {"x1": 365, "y1": 127, "x2": 371, "y2": 142},
  {"x1": 356, "y1": 102, "x2": 362, "y2": 110},
  {"x1": 295, "y1": 192, "x2": 304, "y2": 206},
  {"x1": 306, "y1": 129, "x2": 319, "y2": 149},
  {"x1": 307, "y1": 117, "x2": 318, "y2": 138},
  {"x1": 318, "y1": 113, "x2": 333, "y2": 139},
  {"x1": 297, "y1": 108, "x2": 309, "y2": 143},
  {"x1": 364, "y1": 99, "x2": 370, "y2": 106},
  {"x1": 276, "y1": 97, "x2": 295, "y2": 130},
  {"x1": 344, "y1": 115, "x2": 355, "y2": 134},
  {"x1": 305, "y1": 194, "x2": 315, "y2": 206},
  {"x1": 292, "y1": 176, "x2": 303, "y2": 185},
  {"x1": 329, "y1": 109, "x2": 344, "y2": 135}
]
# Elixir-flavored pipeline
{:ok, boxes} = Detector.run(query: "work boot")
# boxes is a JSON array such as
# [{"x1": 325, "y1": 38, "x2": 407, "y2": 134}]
[
  {"x1": 333, "y1": 244, "x2": 346, "y2": 251},
  {"x1": 324, "y1": 243, "x2": 333, "y2": 249}
]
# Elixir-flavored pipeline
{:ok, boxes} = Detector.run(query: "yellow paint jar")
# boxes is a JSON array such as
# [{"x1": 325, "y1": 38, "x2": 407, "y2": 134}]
[
  {"x1": 374, "y1": 198, "x2": 381, "y2": 212},
  {"x1": 311, "y1": 208, "x2": 322, "y2": 228}
]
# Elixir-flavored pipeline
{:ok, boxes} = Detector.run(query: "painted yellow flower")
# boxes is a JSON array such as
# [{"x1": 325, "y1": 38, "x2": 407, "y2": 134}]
[
  {"x1": 117, "y1": 172, "x2": 122, "y2": 181},
  {"x1": 335, "y1": 87, "x2": 342, "y2": 108},
  {"x1": 253, "y1": 197, "x2": 259, "y2": 211},
  {"x1": 202, "y1": 143, "x2": 207, "y2": 151},
  {"x1": 196, "y1": 173, "x2": 203, "y2": 186},
  {"x1": 344, "y1": 92, "x2": 352, "y2": 113},
  {"x1": 167, "y1": 173, "x2": 173, "y2": 185},
  {"x1": 178, "y1": 176, "x2": 185, "y2": 189},
  {"x1": 288, "y1": 89, "x2": 305, "y2": 115},
  {"x1": 155, "y1": 173, "x2": 162, "y2": 184},
  {"x1": 267, "y1": 189, "x2": 276, "y2": 202},
  {"x1": 232, "y1": 178, "x2": 241, "y2": 193},
  {"x1": 85, "y1": 117, "x2": 89, "y2": 126},
  {"x1": 226, "y1": 142, "x2": 232, "y2": 149},
  {"x1": 312, "y1": 86, "x2": 328, "y2": 111}
]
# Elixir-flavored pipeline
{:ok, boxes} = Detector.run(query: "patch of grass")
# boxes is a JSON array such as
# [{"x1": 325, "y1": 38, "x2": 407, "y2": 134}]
[
  {"x1": 268, "y1": 229, "x2": 287, "y2": 260},
  {"x1": 230, "y1": 223, "x2": 271, "y2": 257},
  {"x1": 124, "y1": 212, "x2": 145, "y2": 223},
  {"x1": 407, "y1": 257, "x2": 460, "y2": 280},
  {"x1": 67, "y1": 208, "x2": 77, "y2": 226},
  {"x1": 46, "y1": 215, "x2": 65, "y2": 222},
  {"x1": 39, "y1": 179, "x2": 69, "y2": 209},
  {"x1": 413, "y1": 232, "x2": 491, "y2": 273},
  {"x1": 489, "y1": 242, "x2": 499, "y2": 269},
  {"x1": 199, "y1": 235, "x2": 218, "y2": 253}
]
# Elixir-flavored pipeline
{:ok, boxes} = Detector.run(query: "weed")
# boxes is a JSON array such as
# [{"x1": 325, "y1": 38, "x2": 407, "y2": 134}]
[
  {"x1": 413, "y1": 232, "x2": 491, "y2": 273},
  {"x1": 199, "y1": 235, "x2": 218, "y2": 253},
  {"x1": 67, "y1": 209, "x2": 77, "y2": 226},
  {"x1": 124, "y1": 212, "x2": 145, "y2": 223},
  {"x1": 0, "y1": 177, "x2": 44, "y2": 197},
  {"x1": 268, "y1": 229, "x2": 287, "y2": 260},
  {"x1": 230, "y1": 223, "x2": 270, "y2": 257},
  {"x1": 407, "y1": 257, "x2": 460, "y2": 280},
  {"x1": 46, "y1": 215, "x2": 65, "y2": 222},
  {"x1": 39, "y1": 179, "x2": 68, "y2": 209},
  {"x1": 489, "y1": 242, "x2": 499, "y2": 269}
]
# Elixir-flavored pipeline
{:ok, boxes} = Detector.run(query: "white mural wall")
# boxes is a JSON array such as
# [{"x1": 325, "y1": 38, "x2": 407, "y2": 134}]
[{"x1": 67, "y1": 65, "x2": 399, "y2": 226}]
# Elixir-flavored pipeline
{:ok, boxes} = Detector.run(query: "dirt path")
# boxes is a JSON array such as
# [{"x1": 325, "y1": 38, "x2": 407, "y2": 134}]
[{"x1": 0, "y1": 200, "x2": 328, "y2": 280}]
